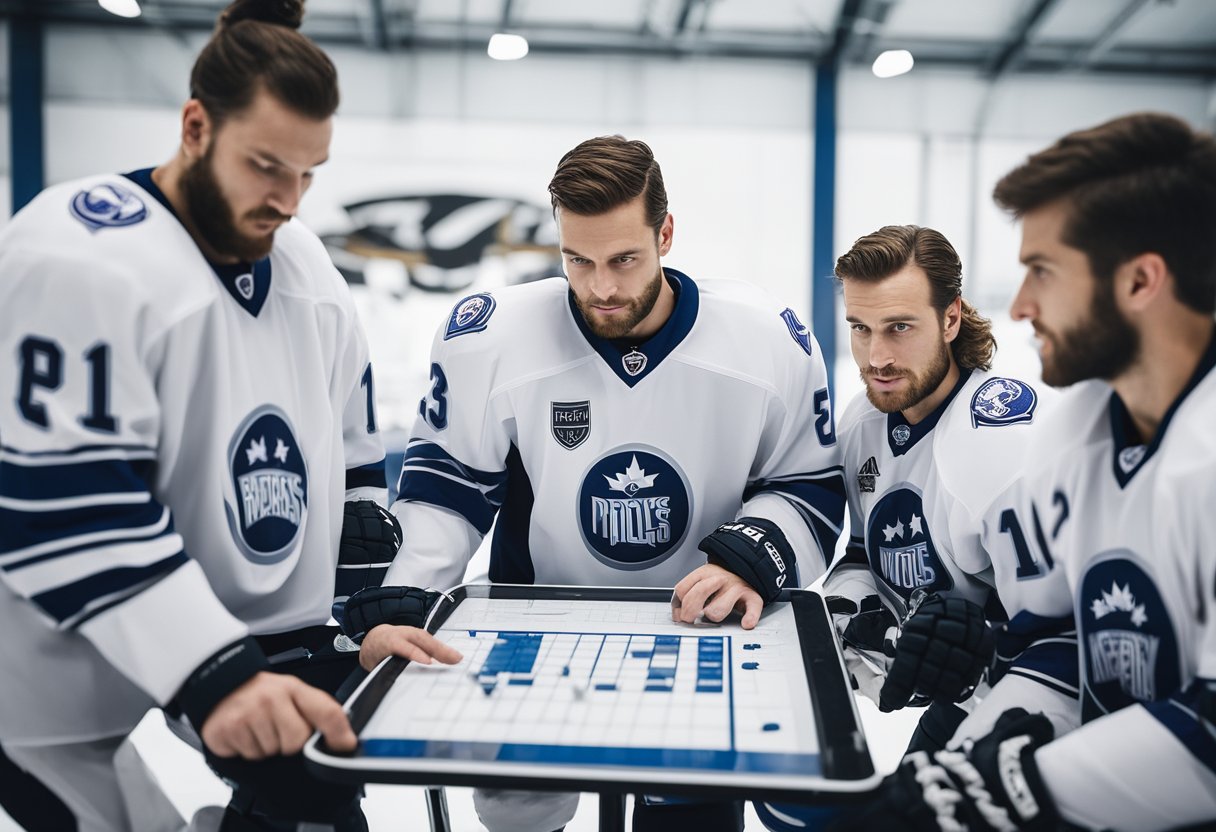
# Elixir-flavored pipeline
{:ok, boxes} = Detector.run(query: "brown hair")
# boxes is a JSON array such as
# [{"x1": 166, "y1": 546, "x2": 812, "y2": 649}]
[
  {"x1": 994, "y1": 112, "x2": 1216, "y2": 314},
  {"x1": 835, "y1": 225, "x2": 995, "y2": 371},
  {"x1": 190, "y1": 0, "x2": 339, "y2": 127},
  {"x1": 548, "y1": 136, "x2": 668, "y2": 235}
]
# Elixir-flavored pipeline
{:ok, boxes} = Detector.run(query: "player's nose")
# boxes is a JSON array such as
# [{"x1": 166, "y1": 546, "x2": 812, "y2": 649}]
[
  {"x1": 588, "y1": 268, "x2": 618, "y2": 301},
  {"x1": 1009, "y1": 277, "x2": 1035, "y2": 321}
]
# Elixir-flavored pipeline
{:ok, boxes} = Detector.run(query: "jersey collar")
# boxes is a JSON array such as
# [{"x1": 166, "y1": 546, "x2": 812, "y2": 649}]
[
  {"x1": 886, "y1": 367, "x2": 973, "y2": 457},
  {"x1": 1108, "y1": 329, "x2": 1216, "y2": 487},
  {"x1": 567, "y1": 267, "x2": 699, "y2": 388},
  {"x1": 123, "y1": 168, "x2": 272, "y2": 317}
]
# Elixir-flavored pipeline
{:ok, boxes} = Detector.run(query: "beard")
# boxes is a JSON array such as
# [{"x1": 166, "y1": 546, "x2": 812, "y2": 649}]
[
  {"x1": 573, "y1": 267, "x2": 664, "y2": 340},
  {"x1": 1037, "y1": 281, "x2": 1139, "y2": 387},
  {"x1": 180, "y1": 147, "x2": 286, "y2": 263},
  {"x1": 862, "y1": 338, "x2": 952, "y2": 415}
]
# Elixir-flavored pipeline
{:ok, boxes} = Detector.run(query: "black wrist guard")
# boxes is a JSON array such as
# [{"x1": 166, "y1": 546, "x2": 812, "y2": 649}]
[
  {"x1": 879, "y1": 593, "x2": 995, "y2": 713},
  {"x1": 335, "y1": 500, "x2": 402, "y2": 602},
  {"x1": 174, "y1": 636, "x2": 271, "y2": 731},
  {"x1": 698, "y1": 516, "x2": 795, "y2": 604},
  {"x1": 339, "y1": 585, "x2": 441, "y2": 642}
]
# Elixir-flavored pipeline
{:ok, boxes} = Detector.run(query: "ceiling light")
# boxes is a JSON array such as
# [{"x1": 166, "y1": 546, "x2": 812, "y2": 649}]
[
  {"x1": 98, "y1": 0, "x2": 142, "y2": 18},
  {"x1": 487, "y1": 33, "x2": 529, "y2": 61},
  {"x1": 872, "y1": 49, "x2": 914, "y2": 78}
]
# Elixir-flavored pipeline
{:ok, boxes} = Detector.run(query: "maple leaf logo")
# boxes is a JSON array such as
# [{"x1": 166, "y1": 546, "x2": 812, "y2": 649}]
[
  {"x1": 1090, "y1": 581, "x2": 1148, "y2": 627},
  {"x1": 604, "y1": 455, "x2": 659, "y2": 496}
]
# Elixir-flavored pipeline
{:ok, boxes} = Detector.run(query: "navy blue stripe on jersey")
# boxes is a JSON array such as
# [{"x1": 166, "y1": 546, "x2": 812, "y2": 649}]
[
  {"x1": 1145, "y1": 680, "x2": 1216, "y2": 775},
  {"x1": 4, "y1": 507, "x2": 173, "y2": 573},
  {"x1": 489, "y1": 444, "x2": 536, "y2": 584},
  {"x1": 346, "y1": 459, "x2": 387, "y2": 490},
  {"x1": 33, "y1": 550, "x2": 188, "y2": 629},
  {"x1": 998, "y1": 637, "x2": 1080, "y2": 695},
  {"x1": 1, "y1": 457, "x2": 155, "y2": 501},
  {"x1": 567, "y1": 268, "x2": 699, "y2": 388},
  {"x1": 885, "y1": 369, "x2": 973, "y2": 457},
  {"x1": 395, "y1": 442, "x2": 507, "y2": 534},
  {"x1": 743, "y1": 467, "x2": 846, "y2": 569},
  {"x1": 0, "y1": 498, "x2": 168, "y2": 558}
]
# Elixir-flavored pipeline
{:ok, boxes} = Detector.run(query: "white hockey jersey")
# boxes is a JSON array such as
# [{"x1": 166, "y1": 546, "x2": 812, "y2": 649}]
[
  {"x1": 981, "y1": 344, "x2": 1216, "y2": 831},
  {"x1": 0, "y1": 171, "x2": 384, "y2": 744},
  {"x1": 827, "y1": 368, "x2": 1078, "y2": 700},
  {"x1": 386, "y1": 270, "x2": 845, "y2": 592}
]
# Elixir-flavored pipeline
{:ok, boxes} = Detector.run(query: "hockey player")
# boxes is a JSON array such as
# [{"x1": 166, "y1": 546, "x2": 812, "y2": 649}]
[
  {"x1": 755, "y1": 226, "x2": 1077, "y2": 832},
  {"x1": 834, "y1": 113, "x2": 1216, "y2": 832},
  {"x1": 351, "y1": 135, "x2": 846, "y2": 832},
  {"x1": 0, "y1": 2, "x2": 457, "y2": 830}
]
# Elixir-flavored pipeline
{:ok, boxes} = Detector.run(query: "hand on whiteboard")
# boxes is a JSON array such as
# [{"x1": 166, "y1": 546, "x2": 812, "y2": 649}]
[
  {"x1": 359, "y1": 624, "x2": 464, "y2": 671},
  {"x1": 201, "y1": 672, "x2": 357, "y2": 759},
  {"x1": 671, "y1": 563, "x2": 764, "y2": 629}
]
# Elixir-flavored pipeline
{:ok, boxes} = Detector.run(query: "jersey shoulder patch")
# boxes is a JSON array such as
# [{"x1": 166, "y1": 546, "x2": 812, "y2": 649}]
[
  {"x1": 779, "y1": 307, "x2": 813, "y2": 356},
  {"x1": 444, "y1": 292, "x2": 496, "y2": 340},
  {"x1": 970, "y1": 376, "x2": 1038, "y2": 428},
  {"x1": 69, "y1": 181, "x2": 149, "y2": 231}
]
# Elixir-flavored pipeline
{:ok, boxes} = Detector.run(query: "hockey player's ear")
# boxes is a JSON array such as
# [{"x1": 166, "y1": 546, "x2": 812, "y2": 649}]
[
  {"x1": 942, "y1": 295, "x2": 962, "y2": 343},
  {"x1": 180, "y1": 99, "x2": 214, "y2": 161},
  {"x1": 1119, "y1": 252, "x2": 1169, "y2": 314},
  {"x1": 657, "y1": 212, "x2": 674, "y2": 257}
]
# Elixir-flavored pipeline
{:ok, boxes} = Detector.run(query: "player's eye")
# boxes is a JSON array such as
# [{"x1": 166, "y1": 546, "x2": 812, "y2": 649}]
[
  {"x1": 568, "y1": 256, "x2": 589, "y2": 266},
  {"x1": 850, "y1": 324, "x2": 868, "y2": 334},
  {"x1": 891, "y1": 323, "x2": 910, "y2": 333},
  {"x1": 614, "y1": 256, "x2": 634, "y2": 265}
]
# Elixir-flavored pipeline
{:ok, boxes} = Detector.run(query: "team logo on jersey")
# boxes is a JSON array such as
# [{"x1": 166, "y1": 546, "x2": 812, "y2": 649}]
[
  {"x1": 444, "y1": 293, "x2": 496, "y2": 339},
  {"x1": 235, "y1": 272, "x2": 255, "y2": 301},
  {"x1": 551, "y1": 400, "x2": 590, "y2": 450},
  {"x1": 224, "y1": 405, "x2": 309, "y2": 564},
  {"x1": 779, "y1": 308, "x2": 813, "y2": 356},
  {"x1": 971, "y1": 377, "x2": 1038, "y2": 428},
  {"x1": 865, "y1": 484, "x2": 952, "y2": 602},
  {"x1": 622, "y1": 350, "x2": 648, "y2": 376},
  {"x1": 69, "y1": 182, "x2": 148, "y2": 231},
  {"x1": 1079, "y1": 554, "x2": 1179, "y2": 720},
  {"x1": 857, "y1": 456, "x2": 880, "y2": 493},
  {"x1": 578, "y1": 446, "x2": 693, "y2": 570},
  {"x1": 1117, "y1": 445, "x2": 1147, "y2": 474},
  {"x1": 891, "y1": 424, "x2": 911, "y2": 446}
]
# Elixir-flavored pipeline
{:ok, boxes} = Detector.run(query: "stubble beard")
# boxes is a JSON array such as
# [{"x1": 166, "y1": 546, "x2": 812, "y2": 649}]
[
  {"x1": 1037, "y1": 282, "x2": 1139, "y2": 387},
  {"x1": 863, "y1": 339, "x2": 953, "y2": 415}
]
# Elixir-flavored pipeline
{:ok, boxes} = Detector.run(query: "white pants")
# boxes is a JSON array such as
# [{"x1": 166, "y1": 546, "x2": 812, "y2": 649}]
[
  {"x1": 2, "y1": 735, "x2": 185, "y2": 832},
  {"x1": 472, "y1": 788, "x2": 580, "y2": 832}
]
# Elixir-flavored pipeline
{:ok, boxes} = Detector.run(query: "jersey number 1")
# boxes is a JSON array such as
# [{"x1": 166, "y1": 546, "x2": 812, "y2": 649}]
[{"x1": 17, "y1": 336, "x2": 117, "y2": 433}]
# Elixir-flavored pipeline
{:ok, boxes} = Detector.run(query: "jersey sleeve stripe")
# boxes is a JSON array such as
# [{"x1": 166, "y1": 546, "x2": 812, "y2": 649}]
[
  {"x1": 0, "y1": 491, "x2": 152, "y2": 512},
  {"x1": 0, "y1": 442, "x2": 155, "y2": 461},
  {"x1": 34, "y1": 551, "x2": 189, "y2": 630},
  {"x1": 1005, "y1": 668, "x2": 1081, "y2": 699},
  {"x1": 345, "y1": 459, "x2": 387, "y2": 490},
  {"x1": 1, "y1": 458, "x2": 155, "y2": 500},
  {"x1": 0, "y1": 500, "x2": 170, "y2": 559},
  {"x1": 402, "y1": 441, "x2": 506, "y2": 486},
  {"x1": 5, "y1": 533, "x2": 186, "y2": 598},
  {"x1": 1145, "y1": 682, "x2": 1216, "y2": 776},
  {"x1": 744, "y1": 474, "x2": 847, "y2": 558},
  {"x1": 395, "y1": 471, "x2": 502, "y2": 534}
]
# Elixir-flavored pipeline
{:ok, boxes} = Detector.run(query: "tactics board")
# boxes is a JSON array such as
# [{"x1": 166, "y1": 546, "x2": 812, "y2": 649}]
[{"x1": 306, "y1": 585, "x2": 878, "y2": 799}]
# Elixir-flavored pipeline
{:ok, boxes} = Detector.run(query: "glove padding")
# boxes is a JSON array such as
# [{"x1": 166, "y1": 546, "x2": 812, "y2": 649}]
[
  {"x1": 339, "y1": 586, "x2": 440, "y2": 643},
  {"x1": 829, "y1": 708, "x2": 1059, "y2": 832},
  {"x1": 826, "y1": 594, "x2": 899, "y2": 702},
  {"x1": 698, "y1": 517, "x2": 795, "y2": 604},
  {"x1": 339, "y1": 500, "x2": 402, "y2": 569},
  {"x1": 880, "y1": 593, "x2": 995, "y2": 713}
]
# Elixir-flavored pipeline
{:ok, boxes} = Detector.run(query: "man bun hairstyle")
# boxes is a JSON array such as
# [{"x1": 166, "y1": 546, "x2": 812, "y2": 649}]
[
  {"x1": 191, "y1": 0, "x2": 338, "y2": 127},
  {"x1": 994, "y1": 112, "x2": 1216, "y2": 315},
  {"x1": 548, "y1": 135, "x2": 669, "y2": 236},
  {"x1": 835, "y1": 225, "x2": 995, "y2": 371}
]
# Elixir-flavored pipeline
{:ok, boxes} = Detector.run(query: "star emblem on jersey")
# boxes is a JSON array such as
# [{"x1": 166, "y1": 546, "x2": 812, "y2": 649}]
[
  {"x1": 891, "y1": 424, "x2": 911, "y2": 445},
  {"x1": 622, "y1": 350, "x2": 648, "y2": 376},
  {"x1": 857, "y1": 456, "x2": 880, "y2": 492},
  {"x1": 604, "y1": 455, "x2": 659, "y2": 496},
  {"x1": 881, "y1": 513, "x2": 922, "y2": 542},
  {"x1": 866, "y1": 487, "x2": 951, "y2": 600},
  {"x1": 246, "y1": 436, "x2": 268, "y2": 465},
  {"x1": 1090, "y1": 581, "x2": 1148, "y2": 627},
  {"x1": 225, "y1": 405, "x2": 309, "y2": 565}
]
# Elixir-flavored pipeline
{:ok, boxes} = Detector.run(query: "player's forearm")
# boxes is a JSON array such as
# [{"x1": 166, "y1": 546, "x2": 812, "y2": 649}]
[
  {"x1": 739, "y1": 491, "x2": 835, "y2": 584},
  {"x1": 1036, "y1": 703, "x2": 1216, "y2": 831}
]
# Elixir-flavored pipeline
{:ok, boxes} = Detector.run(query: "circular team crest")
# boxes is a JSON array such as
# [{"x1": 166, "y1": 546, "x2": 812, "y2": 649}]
[
  {"x1": 444, "y1": 292, "x2": 496, "y2": 339},
  {"x1": 1078, "y1": 553, "x2": 1179, "y2": 720},
  {"x1": 971, "y1": 377, "x2": 1037, "y2": 428},
  {"x1": 224, "y1": 405, "x2": 309, "y2": 564},
  {"x1": 865, "y1": 484, "x2": 952, "y2": 602},
  {"x1": 577, "y1": 446, "x2": 693, "y2": 570},
  {"x1": 69, "y1": 182, "x2": 148, "y2": 231}
]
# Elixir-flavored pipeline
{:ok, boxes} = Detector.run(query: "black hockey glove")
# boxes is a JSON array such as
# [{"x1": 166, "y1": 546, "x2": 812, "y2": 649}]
[
  {"x1": 829, "y1": 708, "x2": 1061, "y2": 832},
  {"x1": 339, "y1": 586, "x2": 441, "y2": 643},
  {"x1": 334, "y1": 500, "x2": 402, "y2": 606},
  {"x1": 879, "y1": 592, "x2": 996, "y2": 713},
  {"x1": 698, "y1": 517, "x2": 795, "y2": 603}
]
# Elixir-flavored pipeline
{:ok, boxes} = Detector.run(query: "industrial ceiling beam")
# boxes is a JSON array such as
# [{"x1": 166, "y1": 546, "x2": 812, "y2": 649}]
[
  {"x1": 1072, "y1": 0, "x2": 1154, "y2": 69},
  {"x1": 984, "y1": 0, "x2": 1059, "y2": 79}
]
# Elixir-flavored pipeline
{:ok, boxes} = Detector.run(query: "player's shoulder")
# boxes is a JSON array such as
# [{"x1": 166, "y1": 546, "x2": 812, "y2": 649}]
[
  {"x1": 837, "y1": 388, "x2": 883, "y2": 438},
  {"x1": 5, "y1": 173, "x2": 166, "y2": 253},
  {"x1": 267, "y1": 218, "x2": 353, "y2": 304},
  {"x1": 435, "y1": 277, "x2": 566, "y2": 345}
]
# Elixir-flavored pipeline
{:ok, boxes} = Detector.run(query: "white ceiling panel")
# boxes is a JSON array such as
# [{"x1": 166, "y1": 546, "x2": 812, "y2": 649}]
[{"x1": 883, "y1": 0, "x2": 1036, "y2": 42}]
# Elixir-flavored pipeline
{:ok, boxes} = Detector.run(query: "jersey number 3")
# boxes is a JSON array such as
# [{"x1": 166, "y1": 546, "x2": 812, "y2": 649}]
[
  {"x1": 17, "y1": 336, "x2": 117, "y2": 433},
  {"x1": 419, "y1": 362, "x2": 448, "y2": 431}
]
